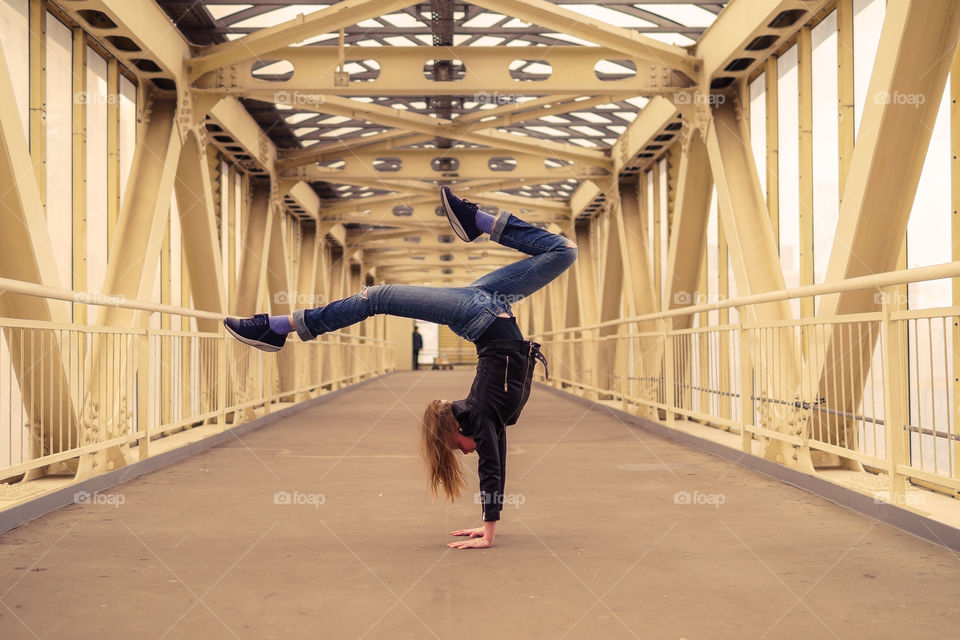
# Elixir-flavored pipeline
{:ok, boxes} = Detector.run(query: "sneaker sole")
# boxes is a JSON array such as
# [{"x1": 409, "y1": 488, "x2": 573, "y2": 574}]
[
  {"x1": 440, "y1": 187, "x2": 473, "y2": 242},
  {"x1": 223, "y1": 321, "x2": 283, "y2": 352}
]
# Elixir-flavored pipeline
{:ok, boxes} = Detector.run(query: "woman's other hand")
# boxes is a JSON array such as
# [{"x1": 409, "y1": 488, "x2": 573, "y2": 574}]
[
  {"x1": 448, "y1": 521, "x2": 496, "y2": 548},
  {"x1": 447, "y1": 536, "x2": 493, "y2": 549}
]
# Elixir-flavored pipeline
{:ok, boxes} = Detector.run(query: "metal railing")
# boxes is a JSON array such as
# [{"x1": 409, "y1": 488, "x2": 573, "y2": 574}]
[
  {"x1": 533, "y1": 262, "x2": 960, "y2": 504},
  {"x1": 0, "y1": 277, "x2": 394, "y2": 491}
]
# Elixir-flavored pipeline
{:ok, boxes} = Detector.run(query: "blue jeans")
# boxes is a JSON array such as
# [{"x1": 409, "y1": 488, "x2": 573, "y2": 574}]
[{"x1": 292, "y1": 212, "x2": 577, "y2": 343}]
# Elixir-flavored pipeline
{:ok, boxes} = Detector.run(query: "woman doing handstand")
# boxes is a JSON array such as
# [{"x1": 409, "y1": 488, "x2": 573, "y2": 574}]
[{"x1": 223, "y1": 186, "x2": 577, "y2": 549}]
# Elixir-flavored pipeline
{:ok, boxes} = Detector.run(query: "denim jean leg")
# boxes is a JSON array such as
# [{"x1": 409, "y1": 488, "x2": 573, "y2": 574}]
[
  {"x1": 470, "y1": 214, "x2": 577, "y2": 302},
  {"x1": 292, "y1": 284, "x2": 499, "y2": 342}
]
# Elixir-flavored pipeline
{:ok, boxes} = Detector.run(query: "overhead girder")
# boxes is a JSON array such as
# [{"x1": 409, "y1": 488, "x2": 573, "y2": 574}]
[
  {"x1": 277, "y1": 94, "x2": 610, "y2": 169},
  {"x1": 282, "y1": 148, "x2": 608, "y2": 183},
  {"x1": 349, "y1": 228, "x2": 510, "y2": 245},
  {"x1": 365, "y1": 255, "x2": 514, "y2": 269},
  {"x1": 278, "y1": 178, "x2": 321, "y2": 221},
  {"x1": 696, "y1": 0, "x2": 832, "y2": 86},
  {"x1": 314, "y1": 176, "x2": 569, "y2": 214},
  {"x1": 467, "y1": 0, "x2": 699, "y2": 80},
  {"x1": 375, "y1": 263, "x2": 506, "y2": 279},
  {"x1": 204, "y1": 97, "x2": 278, "y2": 177},
  {"x1": 359, "y1": 242, "x2": 517, "y2": 256},
  {"x1": 320, "y1": 201, "x2": 566, "y2": 228},
  {"x1": 50, "y1": 0, "x2": 189, "y2": 89},
  {"x1": 222, "y1": 94, "x2": 609, "y2": 168},
  {"x1": 570, "y1": 180, "x2": 605, "y2": 219},
  {"x1": 193, "y1": 46, "x2": 690, "y2": 97},
  {"x1": 611, "y1": 95, "x2": 680, "y2": 175},
  {"x1": 188, "y1": 0, "x2": 418, "y2": 80}
]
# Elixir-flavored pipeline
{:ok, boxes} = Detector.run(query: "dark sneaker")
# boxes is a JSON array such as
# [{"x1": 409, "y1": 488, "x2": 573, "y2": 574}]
[
  {"x1": 223, "y1": 314, "x2": 286, "y2": 352},
  {"x1": 440, "y1": 186, "x2": 481, "y2": 242}
]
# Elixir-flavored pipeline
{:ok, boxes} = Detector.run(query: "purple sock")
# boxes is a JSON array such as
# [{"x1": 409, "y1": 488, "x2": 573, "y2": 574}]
[
  {"x1": 268, "y1": 315, "x2": 293, "y2": 334},
  {"x1": 475, "y1": 209, "x2": 496, "y2": 234}
]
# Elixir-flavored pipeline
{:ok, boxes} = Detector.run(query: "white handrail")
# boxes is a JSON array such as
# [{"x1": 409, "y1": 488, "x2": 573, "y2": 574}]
[
  {"x1": 535, "y1": 260, "x2": 960, "y2": 336},
  {"x1": 0, "y1": 276, "x2": 224, "y2": 320}
]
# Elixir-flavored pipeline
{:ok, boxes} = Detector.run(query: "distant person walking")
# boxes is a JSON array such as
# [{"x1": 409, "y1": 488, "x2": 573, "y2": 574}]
[{"x1": 412, "y1": 325, "x2": 423, "y2": 370}]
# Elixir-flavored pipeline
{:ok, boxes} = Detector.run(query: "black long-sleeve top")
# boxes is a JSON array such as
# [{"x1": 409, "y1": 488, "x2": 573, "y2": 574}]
[{"x1": 451, "y1": 337, "x2": 547, "y2": 522}]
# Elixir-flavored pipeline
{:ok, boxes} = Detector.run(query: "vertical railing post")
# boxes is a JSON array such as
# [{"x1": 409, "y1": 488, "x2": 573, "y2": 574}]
[
  {"x1": 217, "y1": 325, "x2": 226, "y2": 431},
  {"x1": 294, "y1": 339, "x2": 306, "y2": 402},
  {"x1": 137, "y1": 328, "x2": 150, "y2": 460},
  {"x1": 881, "y1": 297, "x2": 907, "y2": 502},
  {"x1": 739, "y1": 308, "x2": 753, "y2": 453},
  {"x1": 663, "y1": 319, "x2": 675, "y2": 426},
  {"x1": 619, "y1": 332, "x2": 629, "y2": 412}
]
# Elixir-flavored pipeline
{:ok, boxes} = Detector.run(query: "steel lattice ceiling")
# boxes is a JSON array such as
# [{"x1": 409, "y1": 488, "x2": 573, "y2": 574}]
[{"x1": 160, "y1": 1, "x2": 724, "y2": 204}]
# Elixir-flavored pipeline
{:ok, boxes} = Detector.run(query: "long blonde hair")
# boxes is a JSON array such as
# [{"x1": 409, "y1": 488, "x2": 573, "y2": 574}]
[{"x1": 420, "y1": 399, "x2": 466, "y2": 502}]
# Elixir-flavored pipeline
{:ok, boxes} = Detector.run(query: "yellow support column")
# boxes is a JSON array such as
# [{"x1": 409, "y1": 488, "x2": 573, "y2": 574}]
[
  {"x1": 798, "y1": 26, "x2": 814, "y2": 340},
  {"x1": 952, "y1": 47, "x2": 960, "y2": 482},
  {"x1": 764, "y1": 57, "x2": 779, "y2": 237},
  {"x1": 28, "y1": 0, "x2": 46, "y2": 203},
  {"x1": 106, "y1": 58, "x2": 120, "y2": 250},
  {"x1": 837, "y1": 0, "x2": 855, "y2": 194},
  {"x1": 651, "y1": 162, "x2": 662, "y2": 308},
  {"x1": 71, "y1": 27, "x2": 86, "y2": 324}
]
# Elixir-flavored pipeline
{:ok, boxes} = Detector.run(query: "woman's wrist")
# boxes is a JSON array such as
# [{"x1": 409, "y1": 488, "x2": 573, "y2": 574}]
[{"x1": 483, "y1": 520, "x2": 497, "y2": 541}]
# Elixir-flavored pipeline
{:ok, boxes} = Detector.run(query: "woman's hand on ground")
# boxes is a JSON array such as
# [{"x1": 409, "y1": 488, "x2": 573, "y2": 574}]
[
  {"x1": 449, "y1": 527, "x2": 485, "y2": 538},
  {"x1": 447, "y1": 536, "x2": 493, "y2": 549}
]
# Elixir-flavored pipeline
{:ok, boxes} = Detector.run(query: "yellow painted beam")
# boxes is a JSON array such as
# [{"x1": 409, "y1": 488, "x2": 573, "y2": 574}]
[
  {"x1": 665, "y1": 129, "x2": 713, "y2": 327},
  {"x1": 291, "y1": 148, "x2": 608, "y2": 183},
  {"x1": 241, "y1": 93, "x2": 609, "y2": 167},
  {"x1": 194, "y1": 46, "x2": 689, "y2": 96},
  {"x1": 611, "y1": 96, "x2": 679, "y2": 175},
  {"x1": 468, "y1": 0, "x2": 698, "y2": 79},
  {"x1": 174, "y1": 130, "x2": 228, "y2": 330},
  {"x1": 188, "y1": 0, "x2": 418, "y2": 80}
]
